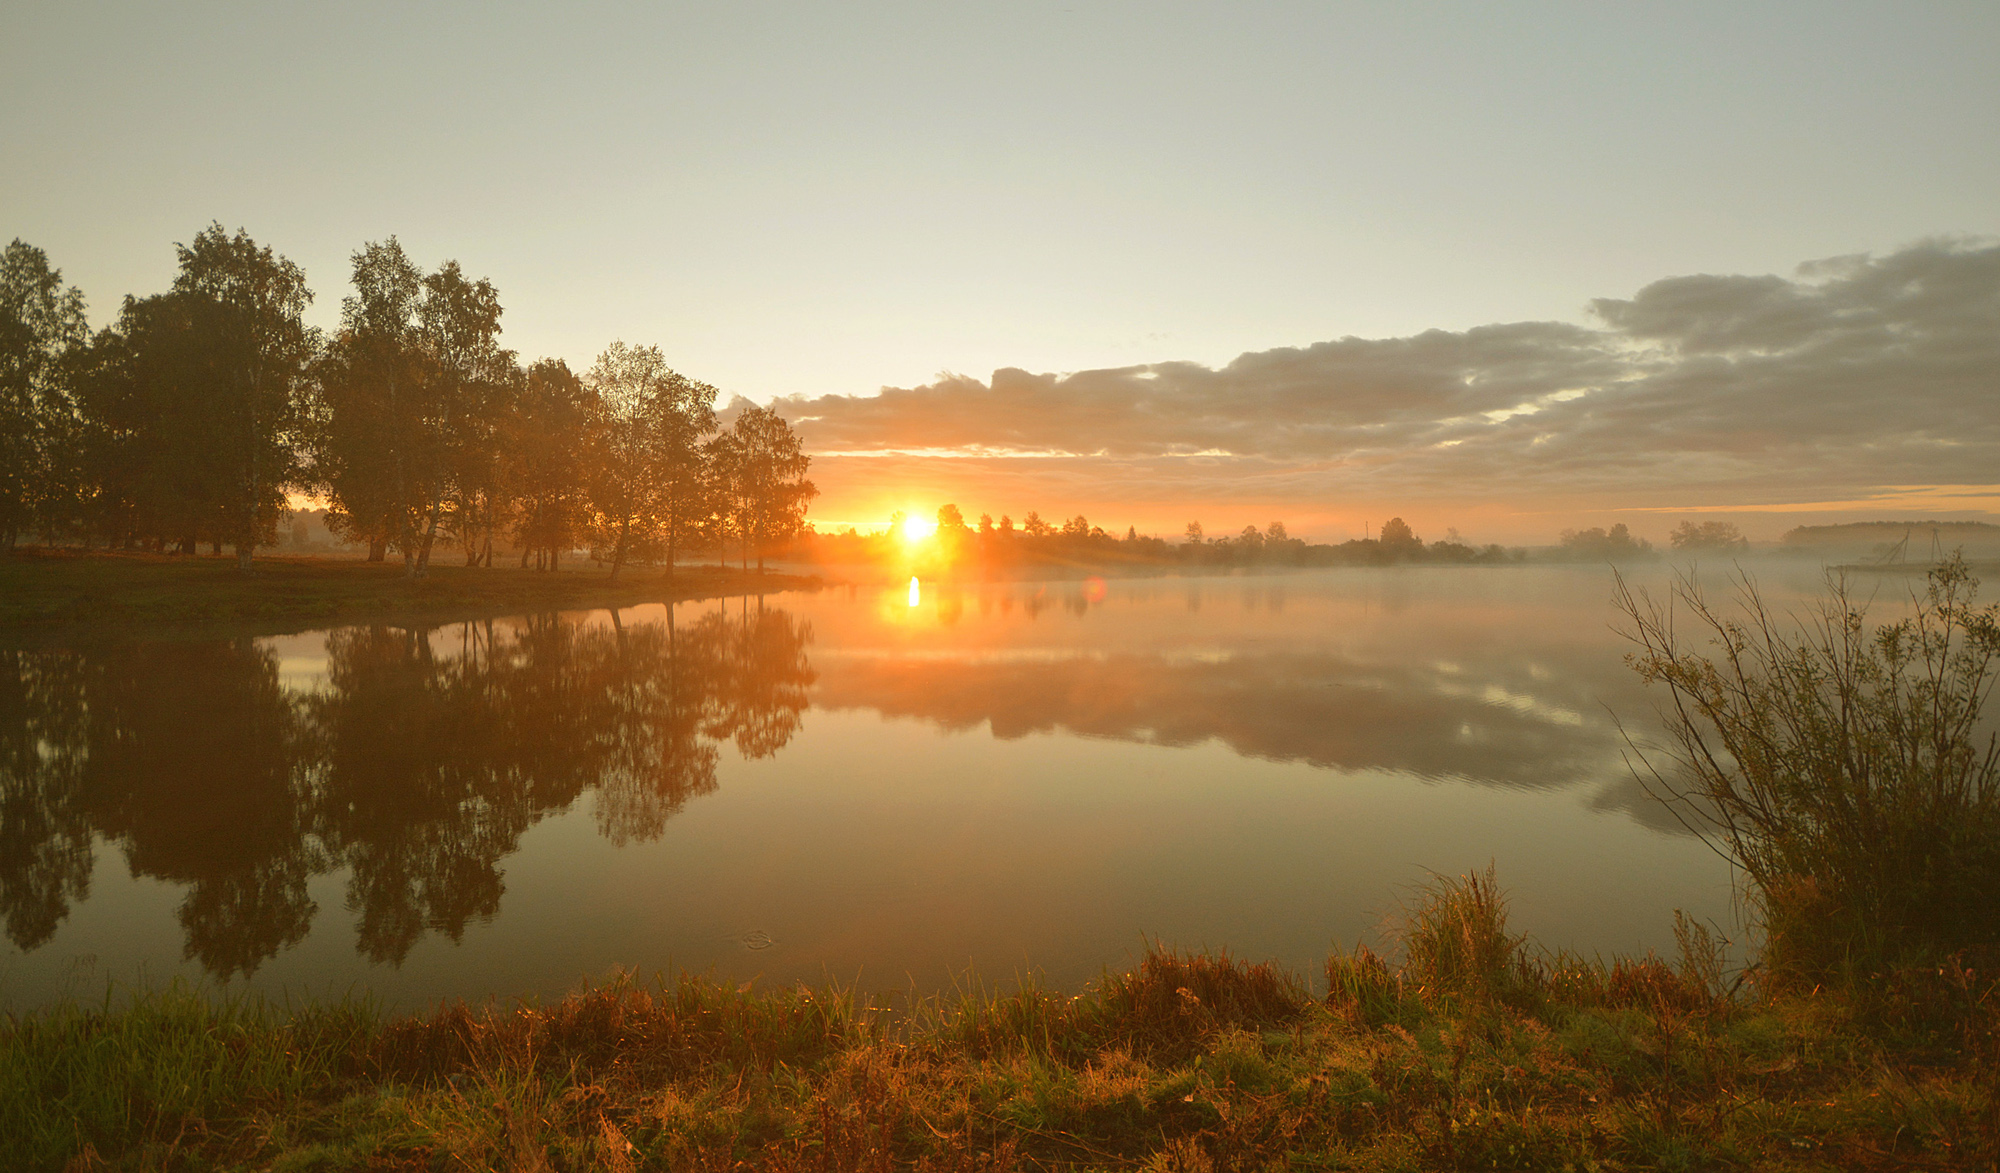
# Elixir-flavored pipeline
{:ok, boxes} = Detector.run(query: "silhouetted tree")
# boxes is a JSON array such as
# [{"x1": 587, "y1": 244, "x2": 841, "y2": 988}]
[
  {"x1": 1560, "y1": 522, "x2": 1652, "y2": 560},
  {"x1": 649, "y1": 366, "x2": 720, "y2": 580},
  {"x1": 168, "y1": 225, "x2": 316, "y2": 569},
  {"x1": 710, "y1": 404, "x2": 815, "y2": 572},
  {"x1": 84, "y1": 290, "x2": 254, "y2": 553},
  {"x1": 505, "y1": 359, "x2": 596, "y2": 570},
  {"x1": 411, "y1": 260, "x2": 505, "y2": 575},
  {"x1": 1669, "y1": 519, "x2": 1749, "y2": 552},
  {"x1": 585, "y1": 342, "x2": 675, "y2": 581},
  {"x1": 312, "y1": 238, "x2": 426, "y2": 563},
  {"x1": 0, "y1": 241, "x2": 90, "y2": 549}
]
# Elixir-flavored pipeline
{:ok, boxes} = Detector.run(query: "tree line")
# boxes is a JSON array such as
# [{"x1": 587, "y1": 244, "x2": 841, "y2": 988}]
[
  {"x1": 0, "y1": 231, "x2": 816, "y2": 575},
  {"x1": 803, "y1": 507, "x2": 1754, "y2": 570},
  {"x1": 808, "y1": 507, "x2": 1519, "y2": 569}
]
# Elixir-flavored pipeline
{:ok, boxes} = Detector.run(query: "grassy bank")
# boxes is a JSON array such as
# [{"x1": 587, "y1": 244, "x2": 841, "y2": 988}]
[
  {"x1": 0, "y1": 549, "x2": 819, "y2": 632},
  {"x1": 8, "y1": 878, "x2": 1996, "y2": 1171}
]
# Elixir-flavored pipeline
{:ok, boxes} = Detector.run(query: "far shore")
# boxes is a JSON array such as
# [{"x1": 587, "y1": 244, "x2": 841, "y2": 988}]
[
  {"x1": 0, "y1": 547, "x2": 822, "y2": 635},
  {"x1": 6, "y1": 546, "x2": 1989, "y2": 638}
]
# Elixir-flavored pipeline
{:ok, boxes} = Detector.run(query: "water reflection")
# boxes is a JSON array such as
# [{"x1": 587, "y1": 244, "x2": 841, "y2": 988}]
[
  {"x1": 0, "y1": 603, "x2": 813, "y2": 977},
  {"x1": 815, "y1": 649, "x2": 1609, "y2": 788},
  {"x1": 4, "y1": 570, "x2": 1731, "y2": 997}
]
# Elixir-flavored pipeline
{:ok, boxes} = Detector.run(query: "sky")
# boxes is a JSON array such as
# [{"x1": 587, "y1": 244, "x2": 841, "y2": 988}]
[{"x1": 5, "y1": 1, "x2": 1996, "y2": 542}]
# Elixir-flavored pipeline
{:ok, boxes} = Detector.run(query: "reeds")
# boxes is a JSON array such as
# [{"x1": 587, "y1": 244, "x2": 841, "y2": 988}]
[{"x1": 1617, "y1": 553, "x2": 2000, "y2": 980}]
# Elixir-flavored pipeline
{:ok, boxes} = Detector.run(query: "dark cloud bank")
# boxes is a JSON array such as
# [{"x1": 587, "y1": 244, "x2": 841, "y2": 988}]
[{"x1": 773, "y1": 241, "x2": 1998, "y2": 515}]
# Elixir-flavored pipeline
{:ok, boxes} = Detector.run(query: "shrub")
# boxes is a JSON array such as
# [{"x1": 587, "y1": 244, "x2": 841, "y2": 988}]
[{"x1": 1617, "y1": 554, "x2": 2000, "y2": 978}]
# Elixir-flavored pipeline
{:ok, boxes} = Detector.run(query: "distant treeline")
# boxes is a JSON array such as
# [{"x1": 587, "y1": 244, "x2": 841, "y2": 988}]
[
  {"x1": 1559, "y1": 519, "x2": 1766, "y2": 558},
  {"x1": 0, "y1": 231, "x2": 815, "y2": 576},
  {"x1": 1781, "y1": 520, "x2": 2000, "y2": 558},
  {"x1": 807, "y1": 509, "x2": 1519, "y2": 569},
  {"x1": 802, "y1": 512, "x2": 1766, "y2": 570}
]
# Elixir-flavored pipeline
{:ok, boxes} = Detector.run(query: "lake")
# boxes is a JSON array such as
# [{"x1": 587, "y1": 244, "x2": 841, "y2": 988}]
[{"x1": 2, "y1": 563, "x2": 1802, "y2": 1012}]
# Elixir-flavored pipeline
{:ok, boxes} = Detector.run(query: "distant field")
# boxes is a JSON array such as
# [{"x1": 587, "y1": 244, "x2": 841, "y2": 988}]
[{"x1": 0, "y1": 549, "x2": 818, "y2": 632}]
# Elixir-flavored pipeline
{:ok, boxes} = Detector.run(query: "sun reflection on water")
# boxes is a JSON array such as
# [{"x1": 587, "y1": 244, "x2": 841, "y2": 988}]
[{"x1": 908, "y1": 576, "x2": 921, "y2": 607}]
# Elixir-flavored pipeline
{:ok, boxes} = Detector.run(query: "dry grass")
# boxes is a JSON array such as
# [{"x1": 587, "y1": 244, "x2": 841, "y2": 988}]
[{"x1": 9, "y1": 877, "x2": 2000, "y2": 1171}]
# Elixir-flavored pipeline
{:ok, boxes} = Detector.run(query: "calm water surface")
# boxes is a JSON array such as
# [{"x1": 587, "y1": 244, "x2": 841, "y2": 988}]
[{"x1": 3, "y1": 564, "x2": 1814, "y2": 1011}]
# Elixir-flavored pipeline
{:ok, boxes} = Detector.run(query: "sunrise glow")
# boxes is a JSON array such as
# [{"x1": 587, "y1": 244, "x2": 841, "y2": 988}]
[{"x1": 900, "y1": 514, "x2": 936, "y2": 545}]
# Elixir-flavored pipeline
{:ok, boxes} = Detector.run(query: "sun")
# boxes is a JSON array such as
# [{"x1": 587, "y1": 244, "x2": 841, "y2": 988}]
[{"x1": 900, "y1": 513, "x2": 936, "y2": 545}]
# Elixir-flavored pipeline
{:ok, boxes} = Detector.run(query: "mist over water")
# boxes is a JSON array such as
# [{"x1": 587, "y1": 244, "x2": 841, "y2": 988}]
[{"x1": 0, "y1": 563, "x2": 1825, "y2": 1012}]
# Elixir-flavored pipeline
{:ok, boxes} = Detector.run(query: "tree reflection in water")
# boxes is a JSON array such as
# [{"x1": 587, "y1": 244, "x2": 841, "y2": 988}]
[{"x1": 0, "y1": 601, "x2": 814, "y2": 977}]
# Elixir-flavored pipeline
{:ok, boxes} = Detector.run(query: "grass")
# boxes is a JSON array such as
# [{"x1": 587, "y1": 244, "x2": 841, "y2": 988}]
[
  {"x1": 0, "y1": 548, "x2": 820, "y2": 631},
  {"x1": 9, "y1": 872, "x2": 1998, "y2": 1171}
]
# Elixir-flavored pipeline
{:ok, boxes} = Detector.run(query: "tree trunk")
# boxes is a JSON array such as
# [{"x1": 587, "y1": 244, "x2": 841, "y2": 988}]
[
  {"x1": 608, "y1": 515, "x2": 630, "y2": 583},
  {"x1": 413, "y1": 497, "x2": 442, "y2": 578},
  {"x1": 367, "y1": 537, "x2": 386, "y2": 562}
]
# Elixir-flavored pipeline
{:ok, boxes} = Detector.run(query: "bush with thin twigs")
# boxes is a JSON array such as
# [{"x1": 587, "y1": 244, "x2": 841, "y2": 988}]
[{"x1": 1617, "y1": 553, "x2": 2000, "y2": 980}]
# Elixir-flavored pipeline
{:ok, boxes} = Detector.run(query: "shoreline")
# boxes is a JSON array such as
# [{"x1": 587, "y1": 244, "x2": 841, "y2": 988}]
[
  {"x1": 5, "y1": 905, "x2": 1992, "y2": 1171},
  {"x1": 0, "y1": 548, "x2": 824, "y2": 636}
]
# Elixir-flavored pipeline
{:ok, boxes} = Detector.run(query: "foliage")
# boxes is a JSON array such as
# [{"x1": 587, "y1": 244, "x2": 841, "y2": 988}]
[
  {"x1": 1, "y1": 231, "x2": 816, "y2": 577},
  {"x1": 0, "y1": 240, "x2": 90, "y2": 549},
  {"x1": 169, "y1": 224, "x2": 317, "y2": 567},
  {"x1": 583, "y1": 341, "x2": 720, "y2": 580},
  {"x1": 1668, "y1": 518, "x2": 1749, "y2": 551},
  {"x1": 1558, "y1": 521, "x2": 1653, "y2": 560},
  {"x1": 711, "y1": 403, "x2": 816, "y2": 572},
  {"x1": 504, "y1": 358, "x2": 597, "y2": 569},
  {"x1": 1618, "y1": 555, "x2": 2000, "y2": 978}
]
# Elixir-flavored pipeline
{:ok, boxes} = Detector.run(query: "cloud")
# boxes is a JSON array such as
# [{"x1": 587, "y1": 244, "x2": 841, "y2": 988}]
[{"x1": 768, "y1": 240, "x2": 2000, "y2": 528}]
